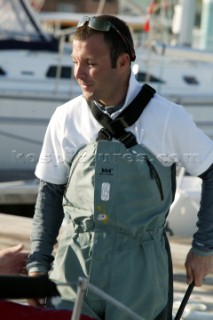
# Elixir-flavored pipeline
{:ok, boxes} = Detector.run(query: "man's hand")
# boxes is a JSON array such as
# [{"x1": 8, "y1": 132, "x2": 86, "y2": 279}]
[
  {"x1": 0, "y1": 244, "x2": 28, "y2": 275},
  {"x1": 27, "y1": 271, "x2": 47, "y2": 308},
  {"x1": 185, "y1": 250, "x2": 213, "y2": 286}
]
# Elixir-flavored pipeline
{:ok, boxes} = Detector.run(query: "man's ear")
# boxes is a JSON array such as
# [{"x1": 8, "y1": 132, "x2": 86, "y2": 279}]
[{"x1": 117, "y1": 53, "x2": 130, "y2": 70}]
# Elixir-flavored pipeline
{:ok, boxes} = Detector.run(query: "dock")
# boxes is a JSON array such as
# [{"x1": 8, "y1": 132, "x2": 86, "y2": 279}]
[
  {"x1": 0, "y1": 179, "x2": 38, "y2": 205},
  {"x1": 0, "y1": 213, "x2": 32, "y2": 250},
  {"x1": 0, "y1": 170, "x2": 38, "y2": 205}
]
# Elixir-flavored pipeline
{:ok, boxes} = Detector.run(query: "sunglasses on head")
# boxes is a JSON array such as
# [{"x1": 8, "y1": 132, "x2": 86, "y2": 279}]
[{"x1": 77, "y1": 16, "x2": 136, "y2": 62}]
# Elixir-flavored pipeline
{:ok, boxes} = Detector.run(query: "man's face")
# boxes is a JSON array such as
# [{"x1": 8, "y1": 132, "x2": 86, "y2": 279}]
[{"x1": 72, "y1": 33, "x2": 123, "y2": 106}]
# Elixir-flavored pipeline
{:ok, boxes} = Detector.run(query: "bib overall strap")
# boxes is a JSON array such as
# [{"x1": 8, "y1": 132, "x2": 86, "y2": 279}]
[{"x1": 88, "y1": 83, "x2": 156, "y2": 148}]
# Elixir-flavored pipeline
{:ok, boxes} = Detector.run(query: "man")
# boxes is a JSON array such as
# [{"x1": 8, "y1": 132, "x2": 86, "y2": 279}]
[{"x1": 27, "y1": 15, "x2": 213, "y2": 320}]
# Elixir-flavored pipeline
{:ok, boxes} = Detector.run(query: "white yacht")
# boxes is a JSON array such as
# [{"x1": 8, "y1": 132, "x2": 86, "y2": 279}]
[
  {"x1": 0, "y1": 0, "x2": 80, "y2": 172},
  {"x1": 133, "y1": 43, "x2": 213, "y2": 141}
]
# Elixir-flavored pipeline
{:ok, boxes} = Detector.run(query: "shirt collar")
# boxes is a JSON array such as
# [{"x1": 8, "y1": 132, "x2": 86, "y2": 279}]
[{"x1": 109, "y1": 71, "x2": 142, "y2": 119}]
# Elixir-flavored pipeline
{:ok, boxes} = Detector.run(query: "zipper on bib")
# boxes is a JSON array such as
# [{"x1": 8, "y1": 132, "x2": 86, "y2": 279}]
[{"x1": 144, "y1": 156, "x2": 164, "y2": 201}]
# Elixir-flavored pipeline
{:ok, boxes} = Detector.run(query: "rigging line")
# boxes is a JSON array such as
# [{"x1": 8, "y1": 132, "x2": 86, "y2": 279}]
[
  {"x1": 0, "y1": 116, "x2": 48, "y2": 125},
  {"x1": 0, "y1": 130, "x2": 42, "y2": 145}
]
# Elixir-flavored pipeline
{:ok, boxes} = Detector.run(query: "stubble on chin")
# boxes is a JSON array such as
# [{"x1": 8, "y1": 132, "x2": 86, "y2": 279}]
[{"x1": 82, "y1": 90, "x2": 96, "y2": 102}]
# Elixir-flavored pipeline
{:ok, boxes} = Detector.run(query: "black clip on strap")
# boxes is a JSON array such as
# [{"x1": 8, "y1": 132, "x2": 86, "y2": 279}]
[
  {"x1": 98, "y1": 128, "x2": 137, "y2": 148},
  {"x1": 98, "y1": 128, "x2": 112, "y2": 141}
]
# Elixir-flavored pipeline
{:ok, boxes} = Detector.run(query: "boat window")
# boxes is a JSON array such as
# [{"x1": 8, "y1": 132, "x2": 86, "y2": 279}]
[
  {"x1": 46, "y1": 66, "x2": 72, "y2": 79},
  {"x1": 135, "y1": 72, "x2": 165, "y2": 84},
  {"x1": 0, "y1": 68, "x2": 6, "y2": 75},
  {"x1": 183, "y1": 76, "x2": 199, "y2": 85}
]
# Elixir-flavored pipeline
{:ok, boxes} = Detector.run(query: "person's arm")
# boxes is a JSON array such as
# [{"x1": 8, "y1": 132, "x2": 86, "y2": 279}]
[
  {"x1": 0, "y1": 244, "x2": 28, "y2": 275},
  {"x1": 27, "y1": 180, "x2": 66, "y2": 274},
  {"x1": 185, "y1": 163, "x2": 213, "y2": 286},
  {"x1": 26, "y1": 180, "x2": 65, "y2": 307}
]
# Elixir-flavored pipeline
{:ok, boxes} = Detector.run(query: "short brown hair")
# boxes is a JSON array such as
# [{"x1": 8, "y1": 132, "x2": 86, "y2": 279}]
[{"x1": 73, "y1": 15, "x2": 136, "y2": 68}]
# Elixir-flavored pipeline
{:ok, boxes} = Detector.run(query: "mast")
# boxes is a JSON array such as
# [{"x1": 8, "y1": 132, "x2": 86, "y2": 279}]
[
  {"x1": 200, "y1": 0, "x2": 213, "y2": 50},
  {"x1": 172, "y1": 0, "x2": 196, "y2": 47}
]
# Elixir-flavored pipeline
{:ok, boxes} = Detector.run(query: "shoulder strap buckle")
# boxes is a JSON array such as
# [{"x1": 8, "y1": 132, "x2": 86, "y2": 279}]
[
  {"x1": 119, "y1": 131, "x2": 137, "y2": 149},
  {"x1": 98, "y1": 128, "x2": 112, "y2": 141}
]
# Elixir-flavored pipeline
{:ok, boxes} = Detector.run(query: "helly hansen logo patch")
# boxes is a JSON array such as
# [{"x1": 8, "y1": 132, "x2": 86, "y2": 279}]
[{"x1": 99, "y1": 168, "x2": 114, "y2": 175}]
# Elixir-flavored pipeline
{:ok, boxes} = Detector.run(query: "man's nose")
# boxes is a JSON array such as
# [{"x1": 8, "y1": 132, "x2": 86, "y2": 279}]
[{"x1": 74, "y1": 63, "x2": 86, "y2": 79}]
